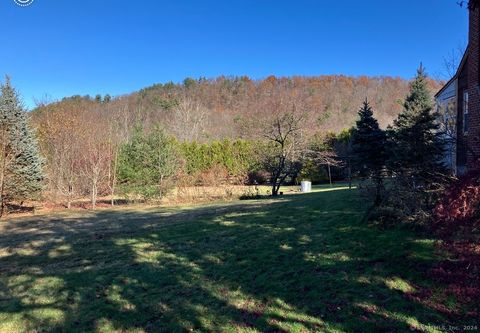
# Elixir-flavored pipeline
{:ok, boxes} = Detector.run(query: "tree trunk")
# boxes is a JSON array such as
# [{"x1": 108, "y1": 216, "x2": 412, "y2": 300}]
[
  {"x1": 348, "y1": 166, "x2": 352, "y2": 189},
  {"x1": 0, "y1": 138, "x2": 7, "y2": 219},
  {"x1": 91, "y1": 182, "x2": 97, "y2": 210},
  {"x1": 110, "y1": 148, "x2": 118, "y2": 206},
  {"x1": 0, "y1": 175, "x2": 5, "y2": 219},
  {"x1": 374, "y1": 177, "x2": 384, "y2": 206},
  {"x1": 328, "y1": 163, "x2": 333, "y2": 187},
  {"x1": 67, "y1": 184, "x2": 73, "y2": 209},
  {"x1": 0, "y1": 195, "x2": 4, "y2": 219},
  {"x1": 110, "y1": 183, "x2": 115, "y2": 207},
  {"x1": 272, "y1": 184, "x2": 278, "y2": 196}
]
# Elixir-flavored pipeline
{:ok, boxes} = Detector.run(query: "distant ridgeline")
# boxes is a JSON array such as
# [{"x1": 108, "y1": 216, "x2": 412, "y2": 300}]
[{"x1": 32, "y1": 75, "x2": 442, "y2": 141}]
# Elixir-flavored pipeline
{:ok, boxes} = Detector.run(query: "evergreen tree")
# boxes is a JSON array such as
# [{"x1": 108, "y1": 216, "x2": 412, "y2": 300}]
[
  {"x1": 388, "y1": 66, "x2": 446, "y2": 185},
  {"x1": 118, "y1": 125, "x2": 179, "y2": 200},
  {"x1": 387, "y1": 66, "x2": 447, "y2": 215},
  {"x1": 352, "y1": 99, "x2": 387, "y2": 204},
  {"x1": 0, "y1": 77, "x2": 44, "y2": 217}
]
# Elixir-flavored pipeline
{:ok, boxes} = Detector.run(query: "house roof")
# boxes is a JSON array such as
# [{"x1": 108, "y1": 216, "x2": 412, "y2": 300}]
[{"x1": 435, "y1": 45, "x2": 469, "y2": 98}]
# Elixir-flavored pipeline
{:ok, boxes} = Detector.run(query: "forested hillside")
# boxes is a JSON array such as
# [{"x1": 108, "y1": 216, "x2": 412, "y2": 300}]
[
  {"x1": 32, "y1": 75, "x2": 442, "y2": 138},
  {"x1": 29, "y1": 75, "x2": 442, "y2": 206}
]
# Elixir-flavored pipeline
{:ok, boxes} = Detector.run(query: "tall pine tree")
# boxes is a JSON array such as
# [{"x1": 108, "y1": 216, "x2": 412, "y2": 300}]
[
  {"x1": 387, "y1": 66, "x2": 447, "y2": 215},
  {"x1": 388, "y1": 66, "x2": 446, "y2": 185},
  {"x1": 0, "y1": 77, "x2": 44, "y2": 217},
  {"x1": 352, "y1": 99, "x2": 387, "y2": 204}
]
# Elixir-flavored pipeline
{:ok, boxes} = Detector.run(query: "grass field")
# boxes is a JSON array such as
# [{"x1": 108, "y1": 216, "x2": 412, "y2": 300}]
[{"x1": 0, "y1": 185, "x2": 471, "y2": 332}]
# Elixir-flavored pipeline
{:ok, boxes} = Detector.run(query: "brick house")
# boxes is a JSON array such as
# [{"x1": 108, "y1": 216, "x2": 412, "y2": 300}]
[{"x1": 435, "y1": 4, "x2": 480, "y2": 174}]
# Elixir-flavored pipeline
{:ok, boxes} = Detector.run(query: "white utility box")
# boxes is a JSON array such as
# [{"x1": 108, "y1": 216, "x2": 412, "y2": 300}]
[{"x1": 300, "y1": 181, "x2": 312, "y2": 193}]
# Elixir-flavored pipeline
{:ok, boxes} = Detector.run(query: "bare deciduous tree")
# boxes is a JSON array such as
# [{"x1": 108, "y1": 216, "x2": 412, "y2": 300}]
[
  {"x1": 458, "y1": 0, "x2": 480, "y2": 9},
  {"x1": 310, "y1": 149, "x2": 341, "y2": 187},
  {"x1": 434, "y1": 44, "x2": 467, "y2": 81},
  {"x1": 263, "y1": 103, "x2": 307, "y2": 196},
  {"x1": 79, "y1": 110, "x2": 112, "y2": 210},
  {"x1": 81, "y1": 140, "x2": 110, "y2": 210},
  {"x1": 169, "y1": 96, "x2": 207, "y2": 141}
]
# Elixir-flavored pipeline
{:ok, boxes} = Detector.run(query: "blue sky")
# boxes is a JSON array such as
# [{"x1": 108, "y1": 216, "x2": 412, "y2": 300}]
[{"x1": 0, "y1": 0, "x2": 469, "y2": 109}]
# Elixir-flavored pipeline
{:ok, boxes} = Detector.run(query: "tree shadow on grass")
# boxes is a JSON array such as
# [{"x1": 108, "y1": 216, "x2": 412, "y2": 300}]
[{"x1": 0, "y1": 188, "x2": 466, "y2": 332}]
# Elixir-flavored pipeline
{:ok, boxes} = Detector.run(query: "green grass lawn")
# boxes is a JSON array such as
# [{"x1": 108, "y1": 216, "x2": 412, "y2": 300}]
[{"x1": 0, "y1": 185, "x2": 469, "y2": 332}]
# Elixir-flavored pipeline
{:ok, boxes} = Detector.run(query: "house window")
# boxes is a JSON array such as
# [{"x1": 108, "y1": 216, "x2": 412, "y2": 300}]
[{"x1": 463, "y1": 91, "x2": 469, "y2": 134}]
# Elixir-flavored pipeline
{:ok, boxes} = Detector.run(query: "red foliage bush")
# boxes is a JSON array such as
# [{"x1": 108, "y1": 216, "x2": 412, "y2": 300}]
[
  {"x1": 427, "y1": 171, "x2": 480, "y2": 318},
  {"x1": 433, "y1": 170, "x2": 480, "y2": 235}
]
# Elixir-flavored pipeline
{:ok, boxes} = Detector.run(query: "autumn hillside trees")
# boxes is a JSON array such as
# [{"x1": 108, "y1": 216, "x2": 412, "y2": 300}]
[
  {"x1": 108, "y1": 75, "x2": 440, "y2": 139},
  {"x1": 33, "y1": 98, "x2": 126, "y2": 210}
]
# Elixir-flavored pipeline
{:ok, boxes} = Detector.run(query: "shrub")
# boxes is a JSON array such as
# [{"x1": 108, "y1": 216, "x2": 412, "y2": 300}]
[
  {"x1": 118, "y1": 125, "x2": 179, "y2": 200},
  {"x1": 247, "y1": 170, "x2": 269, "y2": 185},
  {"x1": 239, "y1": 186, "x2": 264, "y2": 200},
  {"x1": 433, "y1": 170, "x2": 480, "y2": 236},
  {"x1": 179, "y1": 139, "x2": 261, "y2": 185},
  {"x1": 368, "y1": 205, "x2": 404, "y2": 227},
  {"x1": 298, "y1": 160, "x2": 329, "y2": 184}
]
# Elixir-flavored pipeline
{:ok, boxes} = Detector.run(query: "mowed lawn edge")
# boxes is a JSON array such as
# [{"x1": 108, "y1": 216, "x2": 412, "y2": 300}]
[{"x1": 0, "y1": 186, "x2": 466, "y2": 332}]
